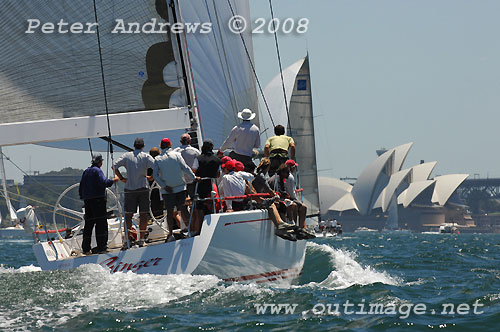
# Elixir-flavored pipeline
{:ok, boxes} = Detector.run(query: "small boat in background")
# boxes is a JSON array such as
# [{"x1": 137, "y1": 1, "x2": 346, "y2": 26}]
[
  {"x1": 439, "y1": 223, "x2": 459, "y2": 234},
  {"x1": 354, "y1": 227, "x2": 378, "y2": 233}
]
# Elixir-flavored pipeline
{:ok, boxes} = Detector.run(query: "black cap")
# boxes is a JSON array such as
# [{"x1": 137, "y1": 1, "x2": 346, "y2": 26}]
[
  {"x1": 201, "y1": 139, "x2": 214, "y2": 154},
  {"x1": 134, "y1": 137, "x2": 145, "y2": 149},
  {"x1": 92, "y1": 153, "x2": 103, "y2": 165}
]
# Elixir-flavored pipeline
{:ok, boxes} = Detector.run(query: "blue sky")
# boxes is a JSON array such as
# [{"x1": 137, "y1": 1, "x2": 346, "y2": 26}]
[
  {"x1": 2, "y1": 0, "x2": 500, "y2": 183},
  {"x1": 251, "y1": 0, "x2": 500, "y2": 180}
]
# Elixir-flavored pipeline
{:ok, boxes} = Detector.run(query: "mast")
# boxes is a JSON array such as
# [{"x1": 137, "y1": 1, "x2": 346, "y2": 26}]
[{"x1": 171, "y1": 0, "x2": 203, "y2": 149}]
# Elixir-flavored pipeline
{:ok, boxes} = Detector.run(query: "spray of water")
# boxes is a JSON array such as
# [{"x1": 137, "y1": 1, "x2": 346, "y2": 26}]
[{"x1": 305, "y1": 242, "x2": 402, "y2": 289}]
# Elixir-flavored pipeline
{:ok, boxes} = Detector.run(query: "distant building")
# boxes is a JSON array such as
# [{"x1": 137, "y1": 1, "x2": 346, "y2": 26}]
[
  {"x1": 0, "y1": 179, "x2": 15, "y2": 186},
  {"x1": 319, "y1": 143, "x2": 472, "y2": 232},
  {"x1": 23, "y1": 174, "x2": 81, "y2": 188}
]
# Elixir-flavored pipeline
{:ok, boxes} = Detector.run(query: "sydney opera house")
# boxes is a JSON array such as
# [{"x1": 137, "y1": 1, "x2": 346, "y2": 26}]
[{"x1": 318, "y1": 143, "x2": 474, "y2": 232}]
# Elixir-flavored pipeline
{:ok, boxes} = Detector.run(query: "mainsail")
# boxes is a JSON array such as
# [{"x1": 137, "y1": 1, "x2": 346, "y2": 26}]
[
  {"x1": 260, "y1": 57, "x2": 320, "y2": 215},
  {"x1": 4, "y1": 0, "x2": 258, "y2": 151},
  {"x1": 0, "y1": 0, "x2": 191, "y2": 146}
]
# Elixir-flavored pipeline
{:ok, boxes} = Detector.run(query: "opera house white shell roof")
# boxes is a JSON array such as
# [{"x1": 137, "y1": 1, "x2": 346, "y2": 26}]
[{"x1": 321, "y1": 143, "x2": 468, "y2": 215}]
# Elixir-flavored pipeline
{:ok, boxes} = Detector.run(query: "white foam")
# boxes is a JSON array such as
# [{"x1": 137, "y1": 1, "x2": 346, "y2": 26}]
[
  {"x1": 73, "y1": 264, "x2": 221, "y2": 311},
  {"x1": 0, "y1": 264, "x2": 221, "y2": 330},
  {"x1": 305, "y1": 242, "x2": 402, "y2": 289},
  {"x1": 405, "y1": 278, "x2": 427, "y2": 286},
  {"x1": 0, "y1": 264, "x2": 41, "y2": 274}
]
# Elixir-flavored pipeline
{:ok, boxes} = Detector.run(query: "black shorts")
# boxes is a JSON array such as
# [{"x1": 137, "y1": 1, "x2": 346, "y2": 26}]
[
  {"x1": 269, "y1": 156, "x2": 288, "y2": 176},
  {"x1": 232, "y1": 200, "x2": 246, "y2": 211},
  {"x1": 124, "y1": 188, "x2": 149, "y2": 214},
  {"x1": 277, "y1": 201, "x2": 287, "y2": 214},
  {"x1": 186, "y1": 182, "x2": 196, "y2": 199},
  {"x1": 196, "y1": 201, "x2": 213, "y2": 215},
  {"x1": 229, "y1": 151, "x2": 256, "y2": 172},
  {"x1": 162, "y1": 191, "x2": 186, "y2": 210}
]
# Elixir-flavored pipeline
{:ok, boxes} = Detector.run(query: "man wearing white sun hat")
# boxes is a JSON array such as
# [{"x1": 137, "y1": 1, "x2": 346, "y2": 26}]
[{"x1": 219, "y1": 108, "x2": 260, "y2": 172}]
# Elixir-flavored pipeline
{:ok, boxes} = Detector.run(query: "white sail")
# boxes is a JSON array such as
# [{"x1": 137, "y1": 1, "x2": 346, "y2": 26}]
[
  {"x1": 178, "y1": 0, "x2": 259, "y2": 146},
  {"x1": 260, "y1": 57, "x2": 320, "y2": 215},
  {"x1": 260, "y1": 58, "x2": 305, "y2": 140},
  {"x1": 0, "y1": 0, "x2": 191, "y2": 146},
  {"x1": 0, "y1": 147, "x2": 17, "y2": 223}
]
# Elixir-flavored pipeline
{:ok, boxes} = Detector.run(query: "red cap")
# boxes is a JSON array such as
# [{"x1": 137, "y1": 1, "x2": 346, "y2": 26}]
[
  {"x1": 234, "y1": 161, "x2": 245, "y2": 172},
  {"x1": 285, "y1": 159, "x2": 298, "y2": 167},
  {"x1": 161, "y1": 138, "x2": 171, "y2": 145},
  {"x1": 221, "y1": 156, "x2": 232, "y2": 164},
  {"x1": 222, "y1": 159, "x2": 236, "y2": 171}
]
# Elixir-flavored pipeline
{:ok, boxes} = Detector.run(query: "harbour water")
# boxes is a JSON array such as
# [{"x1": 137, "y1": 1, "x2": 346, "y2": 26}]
[{"x1": 1, "y1": 233, "x2": 499, "y2": 331}]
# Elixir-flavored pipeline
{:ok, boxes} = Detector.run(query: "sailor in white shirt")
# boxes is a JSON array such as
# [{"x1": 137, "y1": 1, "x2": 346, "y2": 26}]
[
  {"x1": 174, "y1": 133, "x2": 200, "y2": 168},
  {"x1": 219, "y1": 108, "x2": 260, "y2": 171},
  {"x1": 153, "y1": 138, "x2": 198, "y2": 235},
  {"x1": 220, "y1": 160, "x2": 247, "y2": 211},
  {"x1": 174, "y1": 133, "x2": 200, "y2": 199}
]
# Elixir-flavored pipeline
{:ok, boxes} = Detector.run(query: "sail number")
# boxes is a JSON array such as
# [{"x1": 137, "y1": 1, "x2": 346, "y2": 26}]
[{"x1": 252, "y1": 18, "x2": 309, "y2": 34}]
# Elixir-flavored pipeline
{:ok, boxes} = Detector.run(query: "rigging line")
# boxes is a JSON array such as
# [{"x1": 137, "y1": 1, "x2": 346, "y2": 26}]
[
  {"x1": 206, "y1": 0, "x2": 239, "y2": 123},
  {"x1": 87, "y1": 139, "x2": 93, "y2": 160},
  {"x1": 268, "y1": 0, "x2": 292, "y2": 137},
  {"x1": 225, "y1": 0, "x2": 275, "y2": 128},
  {"x1": 92, "y1": 0, "x2": 114, "y2": 161},
  {"x1": 3, "y1": 190, "x2": 81, "y2": 222},
  {"x1": 0, "y1": 150, "x2": 81, "y2": 204},
  {"x1": 170, "y1": 0, "x2": 193, "y2": 109},
  {"x1": 106, "y1": 137, "x2": 110, "y2": 178}
]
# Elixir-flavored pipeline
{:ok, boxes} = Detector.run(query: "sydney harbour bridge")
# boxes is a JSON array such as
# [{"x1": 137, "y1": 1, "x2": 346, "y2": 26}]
[{"x1": 457, "y1": 177, "x2": 500, "y2": 213}]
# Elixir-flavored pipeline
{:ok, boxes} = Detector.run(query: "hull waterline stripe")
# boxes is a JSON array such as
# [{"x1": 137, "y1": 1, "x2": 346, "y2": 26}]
[
  {"x1": 223, "y1": 267, "x2": 302, "y2": 282},
  {"x1": 224, "y1": 218, "x2": 270, "y2": 227},
  {"x1": 256, "y1": 271, "x2": 303, "y2": 284}
]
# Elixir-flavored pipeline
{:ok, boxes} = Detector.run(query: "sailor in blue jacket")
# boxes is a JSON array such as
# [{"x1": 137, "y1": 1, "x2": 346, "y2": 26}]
[{"x1": 79, "y1": 154, "x2": 119, "y2": 254}]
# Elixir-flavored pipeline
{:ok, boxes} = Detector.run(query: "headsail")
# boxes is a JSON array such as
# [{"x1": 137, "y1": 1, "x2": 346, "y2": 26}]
[
  {"x1": 260, "y1": 57, "x2": 320, "y2": 215},
  {"x1": 0, "y1": 147, "x2": 17, "y2": 223},
  {"x1": 260, "y1": 59, "x2": 305, "y2": 140},
  {"x1": 0, "y1": 0, "x2": 191, "y2": 146}
]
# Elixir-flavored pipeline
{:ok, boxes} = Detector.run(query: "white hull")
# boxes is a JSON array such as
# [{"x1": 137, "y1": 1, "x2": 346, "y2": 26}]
[
  {"x1": 354, "y1": 227, "x2": 378, "y2": 233},
  {"x1": 0, "y1": 227, "x2": 31, "y2": 238},
  {"x1": 33, "y1": 210, "x2": 306, "y2": 284},
  {"x1": 314, "y1": 232, "x2": 338, "y2": 238}
]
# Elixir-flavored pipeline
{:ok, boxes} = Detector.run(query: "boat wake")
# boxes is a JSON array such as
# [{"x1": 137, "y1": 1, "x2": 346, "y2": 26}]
[
  {"x1": 0, "y1": 264, "x2": 221, "y2": 330},
  {"x1": 304, "y1": 242, "x2": 402, "y2": 289},
  {"x1": 0, "y1": 244, "x2": 403, "y2": 330}
]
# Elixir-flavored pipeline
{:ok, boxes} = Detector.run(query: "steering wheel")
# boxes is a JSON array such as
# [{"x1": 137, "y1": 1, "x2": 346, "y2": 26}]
[
  {"x1": 52, "y1": 183, "x2": 123, "y2": 243},
  {"x1": 149, "y1": 181, "x2": 170, "y2": 233}
]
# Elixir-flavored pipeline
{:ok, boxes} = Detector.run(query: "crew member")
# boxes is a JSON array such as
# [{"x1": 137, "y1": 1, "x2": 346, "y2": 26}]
[
  {"x1": 79, "y1": 154, "x2": 119, "y2": 254},
  {"x1": 113, "y1": 138, "x2": 154, "y2": 247},
  {"x1": 174, "y1": 133, "x2": 200, "y2": 200},
  {"x1": 193, "y1": 140, "x2": 222, "y2": 233},
  {"x1": 264, "y1": 124, "x2": 295, "y2": 176},
  {"x1": 153, "y1": 138, "x2": 198, "y2": 240},
  {"x1": 219, "y1": 108, "x2": 260, "y2": 172}
]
